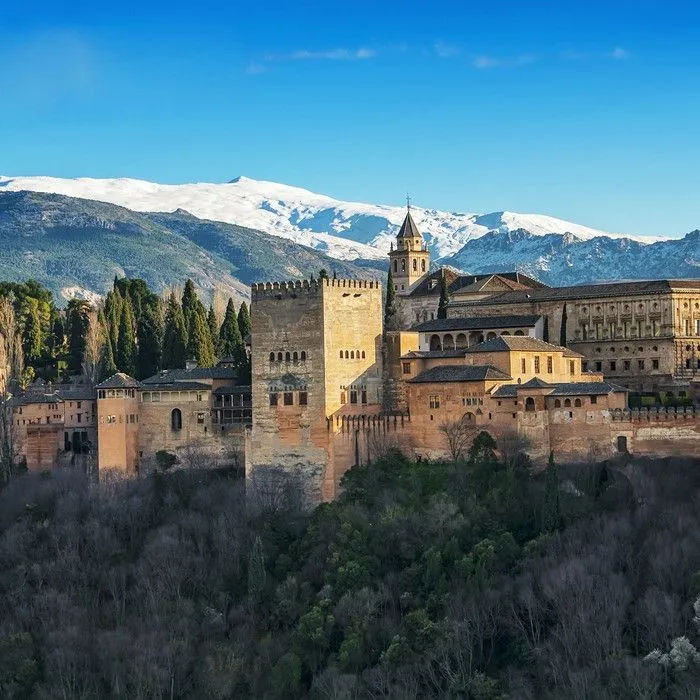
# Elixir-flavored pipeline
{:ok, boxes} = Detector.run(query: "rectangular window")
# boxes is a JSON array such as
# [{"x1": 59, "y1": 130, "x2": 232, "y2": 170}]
[
  {"x1": 283, "y1": 392, "x2": 293, "y2": 406},
  {"x1": 299, "y1": 391, "x2": 308, "y2": 406},
  {"x1": 652, "y1": 359, "x2": 659, "y2": 370},
  {"x1": 684, "y1": 319, "x2": 690, "y2": 335},
  {"x1": 340, "y1": 392, "x2": 346, "y2": 404},
  {"x1": 638, "y1": 359, "x2": 645, "y2": 370},
  {"x1": 623, "y1": 360, "x2": 630, "y2": 371},
  {"x1": 582, "y1": 361, "x2": 588, "y2": 372},
  {"x1": 610, "y1": 361, "x2": 616, "y2": 371},
  {"x1": 595, "y1": 361, "x2": 602, "y2": 372},
  {"x1": 197, "y1": 412, "x2": 205, "y2": 424},
  {"x1": 350, "y1": 391, "x2": 358, "y2": 404},
  {"x1": 402, "y1": 362, "x2": 411, "y2": 374},
  {"x1": 547, "y1": 356, "x2": 553, "y2": 373},
  {"x1": 429, "y1": 395, "x2": 440, "y2": 409},
  {"x1": 361, "y1": 390, "x2": 367, "y2": 404},
  {"x1": 77, "y1": 413, "x2": 82, "y2": 423},
  {"x1": 569, "y1": 360, "x2": 575, "y2": 375},
  {"x1": 521, "y1": 358, "x2": 526, "y2": 373},
  {"x1": 534, "y1": 356, "x2": 540, "y2": 373},
  {"x1": 696, "y1": 319, "x2": 700, "y2": 335},
  {"x1": 269, "y1": 393, "x2": 278, "y2": 406},
  {"x1": 590, "y1": 395, "x2": 597, "y2": 404}
]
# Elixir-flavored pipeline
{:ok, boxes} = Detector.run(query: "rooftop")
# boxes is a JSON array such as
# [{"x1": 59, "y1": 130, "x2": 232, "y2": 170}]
[
  {"x1": 463, "y1": 279, "x2": 700, "y2": 306},
  {"x1": 492, "y1": 381, "x2": 629, "y2": 397},
  {"x1": 410, "y1": 365, "x2": 512, "y2": 383},
  {"x1": 142, "y1": 366, "x2": 238, "y2": 384},
  {"x1": 396, "y1": 209, "x2": 422, "y2": 239},
  {"x1": 411, "y1": 314, "x2": 540, "y2": 333},
  {"x1": 96, "y1": 373, "x2": 140, "y2": 389},
  {"x1": 408, "y1": 270, "x2": 546, "y2": 298},
  {"x1": 464, "y1": 335, "x2": 583, "y2": 357}
]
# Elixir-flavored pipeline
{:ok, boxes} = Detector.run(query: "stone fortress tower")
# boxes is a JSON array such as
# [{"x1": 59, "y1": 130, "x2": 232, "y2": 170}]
[{"x1": 248, "y1": 277, "x2": 384, "y2": 502}]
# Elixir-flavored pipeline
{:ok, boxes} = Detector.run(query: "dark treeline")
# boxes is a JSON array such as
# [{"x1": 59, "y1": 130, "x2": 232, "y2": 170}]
[
  {"x1": 0, "y1": 440, "x2": 698, "y2": 698},
  {"x1": 0, "y1": 277, "x2": 252, "y2": 390}
]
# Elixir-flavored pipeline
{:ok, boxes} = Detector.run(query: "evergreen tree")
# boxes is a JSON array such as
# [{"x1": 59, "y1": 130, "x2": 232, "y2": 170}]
[
  {"x1": 66, "y1": 299, "x2": 90, "y2": 373},
  {"x1": 541, "y1": 451, "x2": 561, "y2": 533},
  {"x1": 384, "y1": 268, "x2": 398, "y2": 331},
  {"x1": 247, "y1": 535, "x2": 266, "y2": 611},
  {"x1": 116, "y1": 295, "x2": 137, "y2": 376},
  {"x1": 99, "y1": 329, "x2": 117, "y2": 381},
  {"x1": 136, "y1": 304, "x2": 163, "y2": 379},
  {"x1": 437, "y1": 273, "x2": 450, "y2": 319},
  {"x1": 104, "y1": 290, "x2": 122, "y2": 354},
  {"x1": 162, "y1": 292, "x2": 188, "y2": 370},
  {"x1": 207, "y1": 304, "x2": 219, "y2": 355},
  {"x1": 559, "y1": 303, "x2": 568, "y2": 347},
  {"x1": 21, "y1": 300, "x2": 42, "y2": 362},
  {"x1": 187, "y1": 307, "x2": 215, "y2": 367},
  {"x1": 237, "y1": 301, "x2": 252, "y2": 342},
  {"x1": 319, "y1": 268, "x2": 329, "y2": 281},
  {"x1": 219, "y1": 298, "x2": 244, "y2": 361},
  {"x1": 181, "y1": 279, "x2": 198, "y2": 327}
]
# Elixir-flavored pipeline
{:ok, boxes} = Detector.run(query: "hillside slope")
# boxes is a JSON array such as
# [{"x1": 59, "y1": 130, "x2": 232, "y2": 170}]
[{"x1": 0, "y1": 191, "x2": 381, "y2": 303}]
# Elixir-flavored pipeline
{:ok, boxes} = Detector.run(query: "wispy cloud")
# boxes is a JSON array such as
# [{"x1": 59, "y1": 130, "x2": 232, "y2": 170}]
[
  {"x1": 290, "y1": 47, "x2": 376, "y2": 60},
  {"x1": 610, "y1": 46, "x2": 630, "y2": 60},
  {"x1": 472, "y1": 54, "x2": 535, "y2": 69},
  {"x1": 245, "y1": 62, "x2": 267, "y2": 75},
  {"x1": 434, "y1": 41, "x2": 460, "y2": 58}
]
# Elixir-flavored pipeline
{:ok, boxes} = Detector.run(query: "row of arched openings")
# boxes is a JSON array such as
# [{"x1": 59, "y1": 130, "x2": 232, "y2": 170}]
[
  {"x1": 269, "y1": 351, "x2": 307, "y2": 363},
  {"x1": 429, "y1": 329, "x2": 525, "y2": 350},
  {"x1": 340, "y1": 350, "x2": 366, "y2": 359}
]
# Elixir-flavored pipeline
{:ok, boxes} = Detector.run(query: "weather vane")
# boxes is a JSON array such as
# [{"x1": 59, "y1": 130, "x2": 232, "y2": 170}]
[{"x1": 406, "y1": 193, "x2": 411, "y2": 210}]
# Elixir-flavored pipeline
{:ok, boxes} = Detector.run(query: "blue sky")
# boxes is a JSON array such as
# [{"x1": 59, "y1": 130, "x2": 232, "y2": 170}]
[{"x1": 1, "y1": 1, "x2": 699, "y2": 236}]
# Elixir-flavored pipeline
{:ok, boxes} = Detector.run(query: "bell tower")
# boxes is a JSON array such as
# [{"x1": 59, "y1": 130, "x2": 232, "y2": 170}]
[{"x1": 388, "y1": 199, "x2": 430, "y2": 295}]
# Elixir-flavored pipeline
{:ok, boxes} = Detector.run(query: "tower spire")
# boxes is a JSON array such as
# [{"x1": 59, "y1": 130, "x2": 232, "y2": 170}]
[{"x1": 406, "y1": 193, "x2": 411, "y2": 211}]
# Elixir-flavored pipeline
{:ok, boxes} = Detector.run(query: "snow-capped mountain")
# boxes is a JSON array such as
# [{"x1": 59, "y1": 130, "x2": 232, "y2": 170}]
[{"x1": 0, "y1": 174, "x2": 666, "y2": 264}]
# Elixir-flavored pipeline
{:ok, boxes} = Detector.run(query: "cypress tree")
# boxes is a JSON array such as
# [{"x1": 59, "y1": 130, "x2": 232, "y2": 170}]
[
  {"x1": 319, "y1": 268, "x2": 329, "y2": 280},
  {"x1": 99, "y1": 330, "x2": 117, "y2": 381},
  {"x1": 384, "y1": 268, "x2": 397, "y2": 331},
  {"x1": 188, "y1": 307, "x2": 216, "y2": 367},
  {"x1": 559, "y1": 303, "x2": 568, "y2": 347},
  {"x1": 541, "y1": 451, "x2": 561, "y2": 533},
  {"x1": 136, "y1": 304, "x2": 163, "y2": 379},
  {"x1": 67, "y1": 299, "x2": 90, "y2": 373},
  {"x1": 219, "y1": 298, "x2": 244, "y2": 361},
  {"x1": 104, "y1": 290, "x2": 122, "y2": 354},
  {"x1": 21, "y1": 300, "x2": 42, "y2": 362},
  {"x1": 116, "y1": 295, "x2": 137, "y2": 376},
  {"x1": 237, "y1": 301, "x2": 252, "y2": 342},
  {"x1": 207, "y1": 304, "x2": 219, "y2": 355},
  {"x1": 181, "y1": 279, "x2": 198, "y2": 327},
  {"x1": 437, "y1": 273, "x2": 450, "y2": 319},
  {"x1": 162, "y1": 292, "x2": 188, "y2": 370},
  {"x1": 247, "y1": 535, "x2": 267, "y2": 611}
]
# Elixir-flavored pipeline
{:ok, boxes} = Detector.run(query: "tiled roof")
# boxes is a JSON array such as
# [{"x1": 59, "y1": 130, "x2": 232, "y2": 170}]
[
  {"x1": 401, "y1": 349, "x2": 467, "y2": 359},
  {"x1": 411, "y1": 314, "x2": 540, "y2": 333},
  {"x1": 142, "y1": 366, "x2": 237, "y2": 384},
  {"x1": 213, "y1": 385, "x2": 252, "y2": 395},
  {"x1": 466, "y1": 279, "x2": 700, "y2": 306},
  {"x1": 408, "y1": 270, "x2": 546, "y2": 298},
  {"x1": 464, "y1": 335, "x2": 584, "y2": 357},
  {"x1": 9, "y1": 392, "x2": 63, "y2": 406},
  {"x1": 396, "y1": 210, "x2": 422, "y2": 239},
  {"x1": 95, "y1": 373, "x2": 140, "y2": 389},
  {"x1": 56, "y1": 387, "x2": 97, "y2": 401},
  {"x1": 491, "y1": 381, "x2": 628, "y2": 398},
  {"x1": 409, "y1": 365, "x2": 512, "y2": 383}
]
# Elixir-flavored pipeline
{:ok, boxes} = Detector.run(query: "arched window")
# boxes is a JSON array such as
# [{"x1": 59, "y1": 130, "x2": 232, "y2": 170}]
[
  {"x1": 501, "y1": 331, "x2": 510, "y2": 336},
  {"x1": 514, "y1": 330, "x2": 525, "y2": 336},
  {"x1": 293, "y1": 351, "x2": 298, "y2": 362},
  {"x1": 285, "y1": 351, "x2": 291, "y2": 363},
  {"x1": 430, "y1": 334, "x2": 442, "y2": 351},
  {"x1": 277, "y1": 352, "x2": 283, "y2": 362},
  {"x1": 269, "y1": 352, "x2": 275, "y2": 363},
  {"x1": 401, "y1": 260, "x2": 406, "y2": 272},
  {"x1": 486, "y1": 331, "x2": 497, "y2": 340},
  {"x1": 464, "y1": 412, "x2": 475, "y2": 422},
  {"x1": 300, "y1": 351, "x2": 306, "y2": 361},
  {"x1": 456, "y1": 333, "x2": 467, "y2": 348},
  {"x1": 564, "y1": 399, "x2": 571, "y2": 407},
  {"x1": 361, "y1": 350, "x2": 366, "y2": 358},
  {"x1": 443, "y1": 333, "x2": 454, "y2": 349},
  {"x1": 554, "y1": 399, "x2": 561, "y2": 408},
  {"x1": 574, "y1": 398, "x2": 582, "y2": 407},
  {"x1": 345, "y1": 350, "x2": 349, "y2": 359},
  {"x1": 421, "y1": 260, "x2": 426, "y2": 272},
  {"x1": 350, "y1": 350, "x2": 355, "y2": 359},
  {"x1": 393, "y1": 260, "x2": 397, "y2": 272},
  {"x1": 171, "y1": 408, "x2": 182, "y2": 431},
  {"x1": 413, "y1": 259, "x2": 417, "y2": 271},
  {"x1": 525, "y1": 397, "x2": 535, "y2": 412},
  {"x1": 339, "y1": 350, "x2": 343, "y2": 359}
]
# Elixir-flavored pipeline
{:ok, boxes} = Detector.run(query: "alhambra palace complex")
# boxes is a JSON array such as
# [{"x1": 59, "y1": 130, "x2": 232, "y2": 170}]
[{"x1": 11, "y1": 209, "x2": 700, "y2": 501}]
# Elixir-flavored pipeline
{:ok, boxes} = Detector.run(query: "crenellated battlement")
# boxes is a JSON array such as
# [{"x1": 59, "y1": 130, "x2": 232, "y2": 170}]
[
  {"x1": 611, "y1": 406, "x2": 698, "y2": 422},
  {"x1": 251, "y1": 277, "x2": 381, "y2": 300}
]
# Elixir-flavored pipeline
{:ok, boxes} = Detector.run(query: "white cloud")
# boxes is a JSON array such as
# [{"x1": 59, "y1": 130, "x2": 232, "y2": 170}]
[
  {"x1": 434, "y1": 41, "x2": 460, "y2": 58},
  {"x1": 611, "y1": 47, "x2": 630, "y2": 60},
  {"x1": 473, "y1": 55, "x2": 500, "y2": 69},
  {"x1": 289, "y1": 47, "x2": 376, "y2": 61},
  {"x1": 473, "y1": 54, "x2": 535, "y2": 69}
]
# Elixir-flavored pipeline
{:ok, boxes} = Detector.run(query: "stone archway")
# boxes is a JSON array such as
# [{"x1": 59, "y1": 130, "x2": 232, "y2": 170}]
[{"x1": 430, "y1": 334, "x2": 442, "y2": 351}]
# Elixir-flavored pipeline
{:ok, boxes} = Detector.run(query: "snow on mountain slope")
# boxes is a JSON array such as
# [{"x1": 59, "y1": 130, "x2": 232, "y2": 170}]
[{"x1": 0, "y1": 174, "x2": 666, "y2": 263}]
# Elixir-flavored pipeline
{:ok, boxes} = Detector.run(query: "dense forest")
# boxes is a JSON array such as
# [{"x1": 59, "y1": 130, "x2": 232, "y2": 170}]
[
  {"x1": 0, "y1": 440, "x2": 698, "y2": 698},
  {"x1": 0, "y1": 276, "x2": 253, "y2": 392}
]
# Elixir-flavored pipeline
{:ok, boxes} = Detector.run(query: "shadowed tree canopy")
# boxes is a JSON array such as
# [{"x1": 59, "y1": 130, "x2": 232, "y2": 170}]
[
  {"x1": 437, "y1": 272, "x2": 450, "y2": 319},
  {"x1": 162, "y1": 292, "x2": 188, "y2": 370},
  {"x1": 219, "y1": 298, "x2": 244, "y2": 362},
  {"x1": 136, "y1": 303, "x2": 163, "y2": 379},
  {"x1": 187, "y1": 307, "x2": 216, "y2": 368},
  {"x1": 237, "y1": 301, "x2": 251, "y2": 342},
  {"x1": 384, "y1": 268, "x2": 397, "y2": 331},
  {"x1": 116, "y1": 294, "x2": 137, "y2": 376}
]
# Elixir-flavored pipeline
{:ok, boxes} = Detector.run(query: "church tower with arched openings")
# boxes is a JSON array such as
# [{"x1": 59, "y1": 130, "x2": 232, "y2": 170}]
[{"x1": 388, "y1": 204, "x2": 430, "y2": 295}]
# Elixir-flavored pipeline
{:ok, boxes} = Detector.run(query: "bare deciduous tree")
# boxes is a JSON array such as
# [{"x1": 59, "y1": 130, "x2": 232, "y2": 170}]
[{"x1": 440, "y1": 414, "x2": 478, "y2": 462}]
